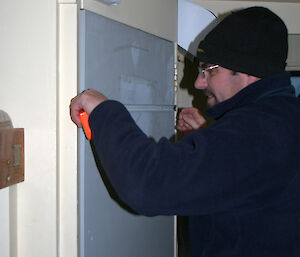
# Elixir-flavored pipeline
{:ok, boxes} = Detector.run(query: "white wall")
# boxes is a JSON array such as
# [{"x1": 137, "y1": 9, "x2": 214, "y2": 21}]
[
  {"x1": 0, "y1": 1, "x2": 58, "y2": 256},
  {"x1": 193, "y1": 0, "x2": 300, "y2": 33},
  {"x1": 0, "y1": 188, "x2": 9, "y2": 257}
]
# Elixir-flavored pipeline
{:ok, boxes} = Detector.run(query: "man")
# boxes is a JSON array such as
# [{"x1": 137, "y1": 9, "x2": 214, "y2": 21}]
[{"x1": 70, "y1": 6, "x2": 300, "y2": 257}]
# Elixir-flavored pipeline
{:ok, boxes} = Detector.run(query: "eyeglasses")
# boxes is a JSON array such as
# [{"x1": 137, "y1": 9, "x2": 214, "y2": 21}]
[{"x1": 198, "y1": 64, "x2": 219, "y2": 78}]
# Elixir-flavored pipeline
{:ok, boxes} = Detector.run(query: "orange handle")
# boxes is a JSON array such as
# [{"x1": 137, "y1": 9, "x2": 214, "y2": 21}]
[{"x1": 79, "y1": 111, "x2": 92, "y2": 140}]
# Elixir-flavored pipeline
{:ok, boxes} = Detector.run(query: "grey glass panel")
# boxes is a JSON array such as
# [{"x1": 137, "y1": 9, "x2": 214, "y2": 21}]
[
  {"x1": 82, "y1": 10, "x2": 174, "y2": 105},
  {"x1": 128, "y1": 108, "x2": 175, "y2": 142},
  {"x1": 78, "y1": 10, "x2": 175, "y2": 257}
]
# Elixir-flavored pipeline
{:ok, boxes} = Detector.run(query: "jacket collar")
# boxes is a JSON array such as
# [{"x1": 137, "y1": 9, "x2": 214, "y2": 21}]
[{"x1": 206, "y1": 72, "x2": 295, "y2": 119}]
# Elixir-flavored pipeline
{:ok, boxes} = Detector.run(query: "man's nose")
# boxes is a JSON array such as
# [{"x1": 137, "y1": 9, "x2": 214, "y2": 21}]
[{"x1": 194, "y1": 73, "x2": 208, "y2": 89}]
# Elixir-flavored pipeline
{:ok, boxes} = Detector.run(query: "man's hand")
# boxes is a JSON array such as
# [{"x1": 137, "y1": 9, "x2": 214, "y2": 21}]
[
  {"x1": 69, "y1": 89, "x2": 108, "y2": 127},
  {"x1": 177, "y1": 107, "x2": 206, "y2": 133}
]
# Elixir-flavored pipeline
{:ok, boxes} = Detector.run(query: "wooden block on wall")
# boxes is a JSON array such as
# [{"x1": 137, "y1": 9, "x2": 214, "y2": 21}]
[{"x1": 0, "y1": 128, "x2": 24, "y2": 189}]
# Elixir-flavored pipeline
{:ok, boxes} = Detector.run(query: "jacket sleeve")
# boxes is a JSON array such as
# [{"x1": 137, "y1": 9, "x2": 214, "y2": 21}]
[{"x1": 89, "y1": 100, "x2": 296, "y2": 216}]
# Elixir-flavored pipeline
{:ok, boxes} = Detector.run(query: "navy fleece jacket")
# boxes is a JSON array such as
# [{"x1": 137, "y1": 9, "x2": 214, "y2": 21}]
[{"x1": 89, "y1": 72, "x2": 300, "y2": 257}]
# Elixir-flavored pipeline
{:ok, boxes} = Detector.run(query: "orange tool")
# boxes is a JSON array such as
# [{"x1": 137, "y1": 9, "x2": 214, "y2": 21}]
[{"x1": 79, "y1": 111, "x2": 92, "y2": 140}]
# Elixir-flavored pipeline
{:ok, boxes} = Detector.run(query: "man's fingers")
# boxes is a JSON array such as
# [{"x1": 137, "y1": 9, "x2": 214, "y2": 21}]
[
  {"x1": 182, "y1": 115, "x2": 202, "y2": 130},
  {"x1": 178, "y1": 108, "x2": 206, "y2": 131},
  {"x1": 69, "y1": 89, "x2": 109, "y2": 127},
  {"x1": 69, "y1": 95, "x2": 83, "y2": 127}
]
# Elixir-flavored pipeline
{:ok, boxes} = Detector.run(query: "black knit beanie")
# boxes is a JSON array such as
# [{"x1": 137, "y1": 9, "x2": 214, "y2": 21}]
[{"x1": 197, "y1": 7, "x2": 288, "y2": 78}]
